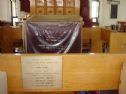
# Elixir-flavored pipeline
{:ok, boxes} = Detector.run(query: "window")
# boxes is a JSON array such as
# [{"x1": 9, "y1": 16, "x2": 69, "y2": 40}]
[
  {"x1": 110, "y1": 4, "x2": 118, "y2": 19},
  {"x1": 10, "y1": 0, "x2": 20, "y2": 26},
  {"x1": 90, "y1": 0, "x2": 99, "y2": 25}
]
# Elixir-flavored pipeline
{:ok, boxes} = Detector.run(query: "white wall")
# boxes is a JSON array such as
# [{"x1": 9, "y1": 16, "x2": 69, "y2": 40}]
[
  {"x1": 0, "y1": 0, "x2": 126, "y2": 25},
  {"x1": 99, "y1": 0, "x2": 126, "y2": 27},
  {"x1": 0, "y1": 0, "x2": 11, "y2": 22}
]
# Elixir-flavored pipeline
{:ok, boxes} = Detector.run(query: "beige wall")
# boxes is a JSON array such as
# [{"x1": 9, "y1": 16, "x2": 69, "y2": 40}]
[
  {"x1": 0, "y1": 0, "x2": 11, "y2": 22},
  {"x1": 99, "y1": 0, "x2": 126, "y2": 27},
  {"x1": 0, "y1": 0, "x2": 126, "y2": 24}
]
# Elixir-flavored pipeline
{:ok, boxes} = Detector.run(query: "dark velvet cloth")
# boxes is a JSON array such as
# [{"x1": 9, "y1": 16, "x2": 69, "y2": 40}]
[
  {"x1": 80, "y1": 0, "x2": 93, "y2": 27},
  {"x1": 25, "y1": 22, "x2": 81, "y2": 53},
  {"x1": 20, "y1": 0, "x2": 30, "y2": 12}
]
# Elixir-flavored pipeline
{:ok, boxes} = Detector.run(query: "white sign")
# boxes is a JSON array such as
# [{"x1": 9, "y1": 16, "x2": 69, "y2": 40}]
[
  {"x1": 21, "y1": 56, "x2": 62, "y2": 89},
  {"x1": 0, "y1": 72, "x2": 8, "y2": 94}
]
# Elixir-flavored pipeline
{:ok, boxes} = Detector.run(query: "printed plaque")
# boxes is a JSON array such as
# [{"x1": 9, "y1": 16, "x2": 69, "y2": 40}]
[{"x1": 21, "y1": 56, "x2": 62, "y2": 89}]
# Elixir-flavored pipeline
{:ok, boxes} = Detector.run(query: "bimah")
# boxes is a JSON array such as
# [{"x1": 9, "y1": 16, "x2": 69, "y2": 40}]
[{"x1": 24, "y1": 15, "x2": 82, "y2": 53}]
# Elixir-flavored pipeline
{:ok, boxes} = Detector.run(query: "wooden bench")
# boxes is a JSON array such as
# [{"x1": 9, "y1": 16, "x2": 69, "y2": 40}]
[
  {"x1": 82, "y1": 27, "x2": 108, "y2": 53},
  {"x1": 0, "y1": 26, "x2": 22, "y2": 53},
  {"x1": 0, "y1": 54, "x2": 126, "y2": 94},
  {"x1": 0, "y1": 27, "x2": 2, "y2": 52},
  {"x1": 109, "y1": 32, "x2": 126, "y2": 53},
  {"x1": 82, "y1": 27, "x2": 124, "y2": 53}
]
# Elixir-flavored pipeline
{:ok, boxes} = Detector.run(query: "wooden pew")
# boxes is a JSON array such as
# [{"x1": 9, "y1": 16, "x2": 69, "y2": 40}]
[
  {"x1": 12, "y1": 27, "x2": 22, "y2": 40},
  {"x1": 100, "y1": 28, "x2": 112, "y2": 53},
  {"x1": 83, "y1": 27, "x2": 121, "y2": 53},
  {"x1": 1, "y1": 26, "x2": 13, "y2": 53},
  {"x1": 12, "y1": 27, "x2": 23, "y2": 53},
  {"x1": 0, "y1": 26, "x2": 22, "y2": 53},
  {"x1": 0, "y1": 27, "x2": 3, "y2": 51},
  {"x1": 109, "y1": 32, "x2": 126, "y2": 53},
  {"x1": 83, "y1": 27, "x2": 102, "y2": 53},
  {"x1": 90, "y1": 27, "x2": 102, "y2": 53},
  {"x1": 9, "y1": 92, "x2": 74, "y2": 94},
  {"x1": 101, "y1": 28, "x2": 111, "y2": 45},
  {"x1": 83, "y1": 27, "x2": 101, "y2": 41},
  {"x1": 82, "y1": 28, "x2": 91, "y2": 52},
  {"x1": 1, "y1": 26, "x2": 126, "y2": 54},
  {"x1": 0, "y1": 54, "x2": 126, "y2": 94}
]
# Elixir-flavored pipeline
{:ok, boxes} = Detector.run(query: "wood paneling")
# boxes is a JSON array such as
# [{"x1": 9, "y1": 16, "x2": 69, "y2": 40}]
[
  {"x1": 34, "y1": 0, "x2": 80, "y2": 15},
  {"x1": 30, "y1": 0, "x2": 36, "y2": 15}
]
